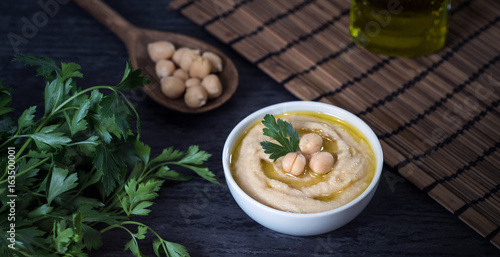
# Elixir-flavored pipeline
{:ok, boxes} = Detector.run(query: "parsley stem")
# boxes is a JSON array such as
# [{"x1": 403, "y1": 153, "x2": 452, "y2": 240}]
[
  {"x1": 16, "y1": 156, "x2": 50, "y2": 178},
  {"x1": 101, "y1": 191, "x2": 125, "y2": 214},
  {"x1": 50, "y1": 85, "x2": 115, "y2": 115},
  {"x1": 137, "y1": 163, "x2": 158, "y2": 182},
  {"x1": 122, "y1": 221, "x2": 162, "y2": 237},
  {"x1": 67, "y1": 141, "x2": 99, "y2": 147},
  {"x1": 147, "y1": 161, "x2": 185, "y2": 178},
  {"x1": 58, "y1": 106, "x2": 80, "y2": 113},
  {"x1": 0, "y1": 135, "x2": 17, "y2": 149},
  {"x1": 16, "y1": 184, "x2": 45, "y2": 197},
  {"x1": 0, "y1": 155, "x2": 50, "y2": 183},
  {"x1": 10, "y1": 249, "x2": 32, "y2": 257},
  {"x1": 14, "y1": 136, "x2": 32, "y2": 162},
  {"x1": 120, "y1": 221, "x2": 172, "y2": 255},
  {"x1": 99, "y1": 224, "x2": 123, "y2": 234},
  {"x1": 115, "y1": 90, "x2": 142, "y2": 137}
]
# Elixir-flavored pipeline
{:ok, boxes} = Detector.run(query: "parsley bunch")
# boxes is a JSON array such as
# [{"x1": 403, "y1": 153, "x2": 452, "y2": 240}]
[{"x1": 0, "y1": 55, "x2": 217, "y2": 257}]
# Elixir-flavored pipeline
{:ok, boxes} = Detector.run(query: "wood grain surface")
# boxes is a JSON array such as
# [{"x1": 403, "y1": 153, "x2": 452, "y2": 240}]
[{"x1": 0, "y1": 0, "x2": 497, "y2": 256}]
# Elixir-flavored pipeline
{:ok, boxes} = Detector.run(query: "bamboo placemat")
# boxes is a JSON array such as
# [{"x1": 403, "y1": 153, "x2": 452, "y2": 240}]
[{"x1": 170, "y1": 0, "x2": 500, "y2": 248}]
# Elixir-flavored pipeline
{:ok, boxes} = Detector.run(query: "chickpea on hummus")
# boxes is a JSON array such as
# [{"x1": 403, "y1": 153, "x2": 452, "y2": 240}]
[{"x1": 230, "y1": 112, "x2": 376, "y2": 213}]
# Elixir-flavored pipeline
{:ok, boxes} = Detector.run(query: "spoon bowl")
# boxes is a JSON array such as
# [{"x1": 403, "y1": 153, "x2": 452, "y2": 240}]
[
  {"x1": 75, "y1": 0, "x2": 238, "y2": 113},
  {"x1": 131, "y1": 29, "x2": 238, "y2": 113}
]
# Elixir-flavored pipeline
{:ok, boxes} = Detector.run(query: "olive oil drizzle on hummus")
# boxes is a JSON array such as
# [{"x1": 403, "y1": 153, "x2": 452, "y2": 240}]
[
  {"x1": 260, "y1": 128, "x2": 339, "y2": 189},
  {"x1": 230, "y1": 111, "x2": 376, "y2": 212}
]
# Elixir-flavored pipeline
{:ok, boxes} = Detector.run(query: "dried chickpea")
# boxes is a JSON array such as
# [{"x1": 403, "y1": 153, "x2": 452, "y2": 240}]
[
  {"x1": 172, "y1": 69, "x2": 189, "y2": 81},
  {"x1": 155, "y1": 60, "x2": 175, "y2": 79},
  {"x1": 184, "y1": 85, "x2": 208, "y2": 108},
  {"x1": 172, "y1": 47, "x2": 189, "y2": 66},
  {"x1": 299, "y1": 133, "x2": 323, "y2": 155},
  {"x1": 160, "y1": 76, "x2": 185, "y2": 99},
  {"x1": 309, "y1": 152, "x2": 334, "y2": 175},
  {"x1": 201, "y1": 74, "x2": 222, "y2": 98},
  {"x1": 185, "y1": 78, "x2": 201, "y2": 88},
  {"x1": 202, "y1": 51, "x2": 223, "y2": 72},
  {"x1": 282, "y1": 152, "x2": 306, "y2": 176},
  {"x1": 189, "y1": 57, "x2": 212, "y2": 79},
  {"x1": 179, "y1": 49, "x2": 200, "y2": 71},
  {"x1": 147, "y1": 41, "x2": 175, "y2": 62}
]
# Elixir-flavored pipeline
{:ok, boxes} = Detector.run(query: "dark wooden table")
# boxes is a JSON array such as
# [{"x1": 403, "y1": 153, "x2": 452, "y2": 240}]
[{"x1": 0, "y1": 1, "x2": 497, "y2": 256}]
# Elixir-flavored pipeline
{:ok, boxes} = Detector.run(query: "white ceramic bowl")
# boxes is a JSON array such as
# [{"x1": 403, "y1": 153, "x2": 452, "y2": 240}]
[{"x1": 222, "y1": 101, "x2": 383, "y2": 236}]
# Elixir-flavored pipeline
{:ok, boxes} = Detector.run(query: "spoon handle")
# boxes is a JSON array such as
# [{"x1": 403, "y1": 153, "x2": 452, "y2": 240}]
[{"x1": 74, "y1": 0, "x2": 137, "y2": 42}]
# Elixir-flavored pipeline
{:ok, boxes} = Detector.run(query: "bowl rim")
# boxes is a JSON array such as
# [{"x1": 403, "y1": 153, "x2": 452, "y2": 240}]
[{"x1": 222, "y1": 101, "x2": 384, "y2": 218}]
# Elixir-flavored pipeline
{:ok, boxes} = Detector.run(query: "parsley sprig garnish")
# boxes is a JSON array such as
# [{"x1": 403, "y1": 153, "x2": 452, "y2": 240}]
[
  {"x1": 259, "y1": 114, "x2": 299, "y2": 161},
  {"x1": 0, "y1": 54, "x2": 217, "y2": 257}
]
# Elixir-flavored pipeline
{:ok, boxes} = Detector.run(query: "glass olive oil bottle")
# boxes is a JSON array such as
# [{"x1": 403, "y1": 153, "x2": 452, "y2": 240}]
[{"x1": 349, "y1": 0, "x2": 450, "y2": 57}]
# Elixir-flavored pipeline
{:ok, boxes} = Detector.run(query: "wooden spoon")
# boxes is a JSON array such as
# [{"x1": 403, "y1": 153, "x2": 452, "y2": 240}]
[{"x1": 74, "y1": 0, "x2": 238, "y2": 113}]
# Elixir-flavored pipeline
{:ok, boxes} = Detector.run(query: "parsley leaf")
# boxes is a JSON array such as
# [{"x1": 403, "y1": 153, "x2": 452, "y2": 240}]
[
  {"x1": 153, "y1": 239, "x2": 190, "y2": 257},
  {"x1": 52, "y1": 220, "x2": 74, "y2": 253},
  {"x1": 124, "y1": 225, "x2": 149, "y2": 257},
  {"x1": 90, "y1": 113, "x2": 121, "y2": 143},
  {"x1": 260, "y1": 114, "x2": 299, "y2": 161},
  {"x1": 60, "y1": 62, "x2": 83, "y2": 81},
  {"x1": 121, "y1": 178, "x2": 163, "y2": 216},
  {"x1": 81, "y1": 224, "x2": 103, "y2": 250},
  {"x1": 134, "y1": 139, "x2": 151, "y2": 165},
  {"x1": 13, "y1": 54, "x2": 60, "y2": 79},
  {"x1": 149, "y1": 145, "x2": 217, "y2": 184},
  {"x1": 100, "y1": 92, "x2": 132, "y2": 140},
  {"x1": 17, "y1": 106, "x2": 36, "y2": 130},
  {"x1": 0, "y1": 82, "x2": 14, "y2": 117},
  {"x1": 117, "y1": 61, "x2": 150, "y2": 91},
  {"x1": 177, "y1": 145, "x2": 217, "y2": 184},
  {"x1": 14, "y1": 227, "x2": 47, "y2": 255},
  {"x1": 156, "y1": 166, "x2": 193, "y2": 182},
  {"x1": 26, "y1": 130, "x2": 72, "y2": 150},
  {"x1": 27, "y1": 203, "x2": 53, "y2": 218},
  {"x1": 44, "y1": 77, "x2": 71, "y2": 115},
  {"x1": 95, "y1": 145, "x2": 123, "y2": 196},
  {"x1": 151, "y1": 146, "x2": 184, "y2": 163},
  {"x1": 68, "y1": 95, "x2": 90, "y2": 136},
  {"x1": 47, "y1": 167, "x2": 79, "y2": 204}
]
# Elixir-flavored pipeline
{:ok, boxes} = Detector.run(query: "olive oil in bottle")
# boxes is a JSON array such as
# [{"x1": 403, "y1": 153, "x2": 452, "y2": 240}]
[{"x1": 349, "y1": 0, "x2": 450, "y2": 57}]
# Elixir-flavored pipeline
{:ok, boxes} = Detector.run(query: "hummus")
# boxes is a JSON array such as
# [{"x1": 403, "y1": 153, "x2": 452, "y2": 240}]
[{"x1": 230, "y1": 112, "x2": 376, "y2": 213}]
